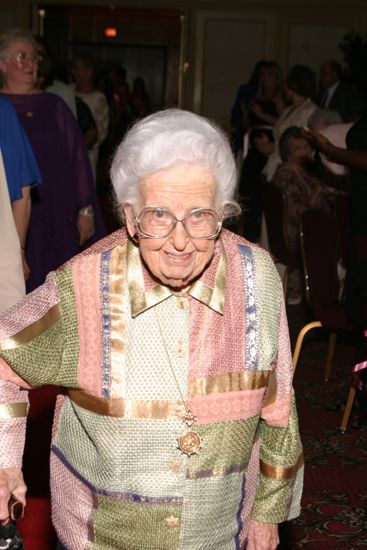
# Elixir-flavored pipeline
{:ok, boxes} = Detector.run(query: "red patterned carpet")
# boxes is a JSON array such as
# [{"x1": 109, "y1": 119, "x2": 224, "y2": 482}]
[
  {"x1": 16, "y1": 306, "x2": 367, "y2": 549},
  {"x1": 279, "y1": 305, "x2": 367, "y2": 549}
]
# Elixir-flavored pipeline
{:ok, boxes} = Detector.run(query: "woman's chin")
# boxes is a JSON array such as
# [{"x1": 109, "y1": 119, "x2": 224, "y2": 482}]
[
  {"x1": 160, "y1": 274, "x2": 191, "y2": 291},
  {"x1": 153, "y1": 266, "x2": 196, "y2": 290}
]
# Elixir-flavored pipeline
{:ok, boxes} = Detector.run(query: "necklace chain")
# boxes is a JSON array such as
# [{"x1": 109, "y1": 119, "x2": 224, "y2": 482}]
[
  {"x1": 154, "y1": 309, "x2": 196, "y2": 424},
  {"x1": 154, "y1": 307, "x2": 203, "y2": 455}
]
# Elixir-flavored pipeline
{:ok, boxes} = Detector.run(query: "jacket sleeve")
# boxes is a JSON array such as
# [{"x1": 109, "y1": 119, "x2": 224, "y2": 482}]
[
  {"x1": 0, "y1": 271, "x2": 64, "y2": 468},
  {"x1": 251, "y1": 276, "x2": 303, "y2": 523}
]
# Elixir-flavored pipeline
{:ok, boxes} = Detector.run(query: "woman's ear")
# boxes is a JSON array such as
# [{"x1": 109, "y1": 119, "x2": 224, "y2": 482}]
[{"x1": 123, "y1": 204, "x2": 137, "y2": 239}]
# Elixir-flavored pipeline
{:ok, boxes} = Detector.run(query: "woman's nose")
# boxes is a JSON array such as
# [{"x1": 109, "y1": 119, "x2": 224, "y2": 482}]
[{"x1": 169, "y1": 221, "x2": 189, "y2": 250}]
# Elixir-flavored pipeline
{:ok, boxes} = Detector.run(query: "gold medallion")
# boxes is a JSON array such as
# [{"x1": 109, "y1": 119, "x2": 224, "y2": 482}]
[{"x1": 177, "y1": 430, "x2": 203, "y2": 456}]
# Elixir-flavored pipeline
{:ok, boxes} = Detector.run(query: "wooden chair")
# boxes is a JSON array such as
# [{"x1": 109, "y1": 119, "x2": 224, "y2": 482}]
[
  {"x1": 261, "y1": 181, "x2": 299, "y2": 295},
  {"x1": 292, "y1": 210, "x2": 355, "y2": 383},
  {"x1": 333, "y1": 193, "x2": 351, "y2": 268},
  {"x1": 340, "y1": 386, "x2": 357, "y2": 432},
  {"x1": 340, "y1": 236, "x2": 367, "y2": 431}
]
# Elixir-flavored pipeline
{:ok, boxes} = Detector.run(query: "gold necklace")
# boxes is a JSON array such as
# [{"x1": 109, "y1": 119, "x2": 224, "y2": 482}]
[{"x1": 154, "y1": 309, "x2": 203, "y2": 456}]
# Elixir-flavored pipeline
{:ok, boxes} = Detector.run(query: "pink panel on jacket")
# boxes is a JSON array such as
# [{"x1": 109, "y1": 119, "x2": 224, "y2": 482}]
[
  {"x1": 191, "y1": 387, "x2": 266, "y2": 424},
  {"x1": 51, "y1": 451, "x2": 94, "y2": 549},
  {"x1": 0, "y1": 359, "x2": 31, "y2": 389},
  {"x1": 72, "y1": 256, "x2": 103, "y2": 397},
  {"x1": 261, "y1": 394, "x2": 292, "y2": 427}
]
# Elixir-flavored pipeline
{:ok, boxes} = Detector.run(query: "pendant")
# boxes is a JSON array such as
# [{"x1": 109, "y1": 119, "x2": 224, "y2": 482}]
[
  {"x1": 177, "y1": 430, "x2": 203, "y2": 456},
  {"x1": 182, "y1": 409, "x2": 197, "y2": 427}
]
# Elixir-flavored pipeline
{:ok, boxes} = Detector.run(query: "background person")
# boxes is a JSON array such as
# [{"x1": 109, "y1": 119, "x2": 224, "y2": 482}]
[
  {"x1": 260, "y1": 64, "x2": 318, "y2": 182},
  {"x1": 0, "y1": 96, "x2": 42, "y2": 311},
  {"x1": 302, "y1": 117, "x2": 367, "y2": 241},
  {"x1": 247, "y1": 60, "x2": 286, "y2": 129},
  {"x1": 307, "y1": 108, "x2": 352, "y2": 177},
  {"x1": 131, "y1": 76, "x2": 151, "y2": 119},
  {"x1": 34, "y1": 38, "x2": 98, "y2": 152},
  {"x1": 316, "y1": 59, "x2": 366, "y2": 123},
  {"x1": 33, "y1": 35, "x2": 77, "y2": 117},
  {"x1": 40, "y1": 56, "x2": 98, "y2": 151},
  {"x1": 102, "y1": 64, "x2": 134, "y2": 151},
  {"x1": 237, "y1": 61, "x2": 286, "y2": 241},
  {"x1": 0, "y1": 108, "x2": 302, "y2": 550},
  {"x1": 255, "y1": 64, "x2": 317, "y2": 251},
  {"x1": 230, "y1": 59, "x2": 267, "y2": 158},
  {"x1": 303, "y1": 117, "x2": 367, "y2": 430},
  {"x1": 272, "y1": 126, "x2": 333, "y2": 304},
  {"x1": 72, "y1": 54, "x2": 109, "y2": 186},
  {"x1": 0, "y1": 29, "x2": 106, "y2": 500},
  {"x1": 0, "y1": 28, "x2": 105, "y2": 293}
]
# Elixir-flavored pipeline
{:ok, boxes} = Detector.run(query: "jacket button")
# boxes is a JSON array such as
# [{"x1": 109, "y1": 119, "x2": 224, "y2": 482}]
[{"x1": 165, "y1": 515, "x2": 180, "y2": 528}]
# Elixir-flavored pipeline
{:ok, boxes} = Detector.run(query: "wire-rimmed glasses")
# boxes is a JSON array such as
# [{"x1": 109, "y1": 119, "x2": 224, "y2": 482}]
[
  {"x1": 134, "y1": 207, "x2": 223, "y2": 239},
  {"x1": 14, "y1": 51, "x2": 43, "y2": 65}
]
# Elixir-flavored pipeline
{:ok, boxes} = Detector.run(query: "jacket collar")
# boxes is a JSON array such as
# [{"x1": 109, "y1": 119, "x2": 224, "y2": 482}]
[{"x1": 126, "y1": 237, "x2": 226, "y2": 317}]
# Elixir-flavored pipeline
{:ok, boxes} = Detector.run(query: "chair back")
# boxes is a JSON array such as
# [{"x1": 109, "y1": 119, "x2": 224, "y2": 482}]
[
  {"x1": 333, "y1": 193, "x2": 351, "y2": 266},
  {"x1": 300, "y1": 210, "x2": 340, "y2": 309},
  {"x1": 261, "y1": 181, "x2": 296, "y2": 266}
]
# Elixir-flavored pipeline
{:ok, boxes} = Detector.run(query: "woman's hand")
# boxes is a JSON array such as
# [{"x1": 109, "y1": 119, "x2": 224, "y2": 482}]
[
  {"x1": 21, "y1": 249, "x2": 30, "y2": 281},
  {"x1": 77, "y1": 210, "x2": 95, "y2": 246},
  {"x1": 247, "y1": 519, "x2": 279, "y2": 550},
  {"x1": 0, "y1": 468, "x2": 26, "y2": 522},
  {"x1": 302, "y1": 128, "x2": 367, "y2": 171},
  {"x1": 300, "y1": 128, "x2": 332, "y2": 156}
]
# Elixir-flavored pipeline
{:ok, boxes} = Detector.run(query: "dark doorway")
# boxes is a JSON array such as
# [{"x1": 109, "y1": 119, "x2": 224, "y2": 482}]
[{"x1": 37, "y1": 5, "x2": 182, "y2": 109}]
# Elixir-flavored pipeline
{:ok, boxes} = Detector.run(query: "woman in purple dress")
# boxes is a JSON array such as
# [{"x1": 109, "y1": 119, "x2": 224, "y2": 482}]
[{"x1": 0, "y1": 29, "x2": 105, "y2": 292}]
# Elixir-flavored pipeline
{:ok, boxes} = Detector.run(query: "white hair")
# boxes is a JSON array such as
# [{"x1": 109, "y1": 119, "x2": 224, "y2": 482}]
[
  {"x1": 110, "y1": 108, "x2": 239, "y2": 220},
  {"x1": 0, "y1": 29, "x2": 37, "y2": 61},
  {"x1": 308, "y1": 108, "x2": 342, "y2": 129}
]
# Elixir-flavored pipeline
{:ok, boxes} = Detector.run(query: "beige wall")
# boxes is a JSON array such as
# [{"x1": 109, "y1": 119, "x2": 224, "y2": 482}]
[
  {"x1": 192, "y1": 9, "x2": 277, "y2": 130},
  {"x1": 2, "y1": 0, "x2": 367, "y2": 130},
  {"x1": 188, "y1": 4, "x2": 366, "y2": 130}
]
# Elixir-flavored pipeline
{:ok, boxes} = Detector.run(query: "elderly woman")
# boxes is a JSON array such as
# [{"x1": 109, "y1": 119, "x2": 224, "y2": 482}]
[
  {"x1": 272, "y1": 126, "x2": 333, "y2": 304},
  {"x1": 255, "y1": 65, "x2": 317, "y2": 250},
  {"x1": 0, "y1": 29, "x2": 105, "y2": 293},
  {"x1": 0, "y1": 109, "x2": 302, "y2": 550}
]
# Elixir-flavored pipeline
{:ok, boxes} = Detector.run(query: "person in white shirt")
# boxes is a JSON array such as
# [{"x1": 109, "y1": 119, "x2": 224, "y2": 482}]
[{"x1": 72, "y1": 54, "x2": 109, "y2": 186}]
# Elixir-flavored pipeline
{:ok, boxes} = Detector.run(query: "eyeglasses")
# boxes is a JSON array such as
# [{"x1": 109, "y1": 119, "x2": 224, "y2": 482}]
[
  {"x1": 134, "y1": 207, "x2": 223, "y2": 239},
  {"x1": 14, "y1": 51, "x2": 42, "y2": 65}
]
